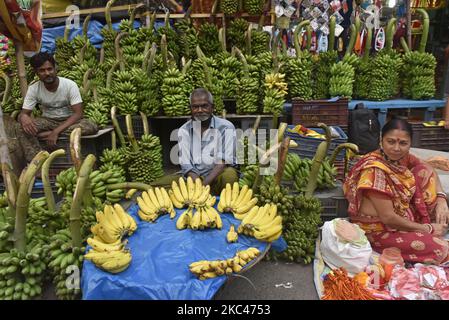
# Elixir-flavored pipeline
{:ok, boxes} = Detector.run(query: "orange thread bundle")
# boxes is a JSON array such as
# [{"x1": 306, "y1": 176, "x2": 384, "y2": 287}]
[{"x1": 322, "y1": 268, "x2": 377, "y2": 300}]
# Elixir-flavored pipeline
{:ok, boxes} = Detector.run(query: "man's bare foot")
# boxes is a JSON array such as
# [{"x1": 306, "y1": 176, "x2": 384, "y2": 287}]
[{"x1": 37, "y1": 131, "x2": 52, "y2": 138}]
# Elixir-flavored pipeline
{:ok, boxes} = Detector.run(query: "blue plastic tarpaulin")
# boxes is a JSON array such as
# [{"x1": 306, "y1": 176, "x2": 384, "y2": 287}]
[{"x1": 81, "y1": 202, "x2": 287, "y2": 300}]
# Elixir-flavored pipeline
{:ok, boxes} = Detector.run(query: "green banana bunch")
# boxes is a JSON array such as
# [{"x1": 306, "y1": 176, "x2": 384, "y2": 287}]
[
  {"x1": 227, "y1": 18, "x2": 249, "y2": 51},
  {"x1": 282, "y1": 153, "x2": 301, "y2": 181},
  {"x1": 237, "y1": 76, "x2": 260, "y2": 114},
  {"x1": 47, "y1": 229, "x2": 85, "y2": 300},
  {"x1": 222, "y1": 0, "x2": 239, "y2": 14},
  {"x1": 157, "y1": 23, "x2": 180, "y2": 64},
  {"x1": 175, "y1": 19, "x2": 198, "y2": 60},
  {"x1": 55, "y1": 37, "x2": 75, "y2": 72},
  {"x1": 402, "y1": 51, "x2": 436, "y2": 100},
  {"x1": 353, "y1": 59, "x2": 371, "y2": 99},
  {"x1": 111, "y1": 70, "x2": 138, "y2": 115},
  {"x1": 239, "y1": 164, "x2": 259, "y2": 187},
  {"x1": 26, "y1": 197, "x2": 65, "y2": 238},
  {"x1": 265, "y1": 194, "x2": 321, "y2": 264},
  {"x1": 329, "y1": 55, "x2": 356, "y2": 99},
  {"x1": 216, "y1": 55, "x2": 242, "y2": 98},
  {"x1": 0, "y1": 207, "x2": 13, "y2": 252},
  {"x1": 55, "y1": 167, "x2": 78, "y2": 198},
  {"x1": 257, "y1": 176, "x2": 295, "y2": 222},
  {"x1": 0, "y1": 243, "x2": 48, "y2": 300},
  {"x1": 313, "y1": 50, "x2": 338, "y2": 99},
  {"x1": 251, "y1": 30, "x2": 270, "y2": 56},
  {"x1": 263, "y1": 72, "x2": 288, "y2": 116},
  {"x1": 198, "y1": 23, "x2": 221, "y2": 57},
  {"x1": 101, "y1": 28, "x2": 118, "y2": 60},
  {"x1": 283, "y1": 51, "x2": 313, "y2": 100},
  {"x1": 100, "y1": 148, "x2": 127, "y2": 170},
  {"x1": 161, "y1": 67, "x2": 191, "y2": 117},
  {"x1": 292, "y1": 157, "x2": 337, "y2": 192},
  {"x1": 84, "y1": 100, "x2": 109, "y2": 129},
  {"x1": 244, "y1": 0, "x2": 265, "y2": 14}
]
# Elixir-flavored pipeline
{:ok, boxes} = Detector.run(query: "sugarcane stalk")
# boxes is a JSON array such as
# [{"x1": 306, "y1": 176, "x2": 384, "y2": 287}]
[
  {"x1": 42, "y1": 149, "x2": 65, "y2": 213},
  {"x1": 362, "y1": 28, "x2": 373, "y2": 62},
  {"x1": 111, "y1": 106, "x2": 126, "y2": 146},
  {"x1": 386, "y1": 18, "x2": 396, "y2": 50},
  {"x1": 329, "y1": 142, "x2": 359, "y2": 166},
  {"x1": 126, "y1": 114, "x2": 139, "y2": 151},
  {"x1": 345, "y1": 24, "x2": 357, "y2": 57},
  {"x1": 161, "y1": 35, "x2": 168, "y2": 71},
  {"x1": 305, "y1": 141, "x2": 327, "y2": 197},
  {"x1": 246, "y1": 25, "x2": 252, "y2": 56},
  {"x1": 417, "y1": 8, "x2": 429, "y2": 53},
  {"x1": 107, "y1": 182, "x2": 152, "y2": 191},
  {"x1": 105, "y1": 0, "x2": 116, "y2": 31},
  {"x1": 83, "y1": 14, "x2": 91, "y2": 37},
  {"x1": 14, "y1": 151, "x2": 49, "y2": 252},
  {"x1": 70, "y1": 128, "x2": 83, "y2": 173},
  {"x1": 318, "y1": 122, "x2": 332, "y2": 156},
  {"x1": 400, "y1": 37, "x2": 410, "y2": 53},
  {"x1": 1, "y1": 73, "x2": 11, "y2": 107},
  {"x1": 329, "y1": 16, "x2": 336, "y2": 51},
  {"x1": 140, "y1": 112, "x2": 150, "y2": 135},
  {"x1": 70, "y1": 154, "x2": 96, "y2": 248},
  {"x1": 275, "y1": 137, "x2": 290, "y2": 185},
  {"x1": 115, "y1": 32, "x2": 129, "y2": 71}
]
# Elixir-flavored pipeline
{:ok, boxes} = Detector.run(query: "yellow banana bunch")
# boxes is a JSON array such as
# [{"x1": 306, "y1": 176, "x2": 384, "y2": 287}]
[
  {"x1": 137, "y1": 187, "x2": 176, "y2": 222},
  {"x1": 176, "y1": 204, "x2": 223, "y2": 230},
  {"x1": 189, "y1": 247, "x2": 260, "y2": 280},
  {"x1": 226, "y1": 225, "x2": 238, "y2": 243},
  {"x1": 85, "y1": 248, "x2": 132, "y2": 274},
  {"x1": 92, "y1": 204, "x2": 138, "y2": 243},
  {"x1": 170, "y1": 177, "x2": 212, "y2": 208},
  {"x1": 217, "y1": 183, "x2": 258, "y2": 219},
  {"x1": 237, "y1": 204, "x2": 283, "y2": 242}
]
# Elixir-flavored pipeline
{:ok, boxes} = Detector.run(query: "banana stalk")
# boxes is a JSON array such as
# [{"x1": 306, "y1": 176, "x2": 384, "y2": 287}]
[
  {"x1": 140, "y1": 112, "x2": 150, "y2": 135},
  {"x1": 82, "y1": 68, "x2": 93, "y2": 97},
  {"x1": 83, "y1": 14, "x2": 91, "y2": 37},
  {"x1": 145, "y1": 44, "x2": 157, "y2": 75},
  {"x1": 417, "y1": 9, "x2": 429, "y2": 53},
  {"x1": 115, "y1": 32, "x2": 129, "y2": 71},
  {"x1": 400, "y1": 37, "x2": 410, "y2": 53},
  {"x1": 362, "y1": 28, "x2": 373, "y2": 62},
  {"x1": 105, "y1": 0, "x2": 116, "y2": 31},
  {"x1": 1, "y1": 73, "x2": 11, "y2": 107},
  {"x1": 70, "y1": 154, "x2": 96, "y2": 248},
  {"x1": 161, "y1": 35, "x2": 168, "y2": 71},
  {"x1": 106, "y1": 60, "x2": 121, "y2": 89},
  {"x1": 14, "y1": 151, "x2": 49, "y2": 252},
  {"x1": 111, "y1": 106, "x2": 126, "y2": 146},
  {"x1": 126, "y1": 114, "x2": 139, "y2": 151},
  {"x1": 329, "y1": 16, "x2": 336, "y2": 51},
  {"x1": 79, "y1": 43, "x2": 88, "y2": 64},
  {"x1": 246, "y1": 25, "x2": 252, "y2": 55},
  {"x1": 111, "y1": 130, "x2": 117, "y2": 150},
  {"x1": 305, "y1": 141, "x2": 327, "y2": 197},
  {"x1": 345, "y1": 24, "x2": 357, "y2": 57},
  {"x1": 107, "y1": 182, "x2": 152, "y2": 191},
  {"x1": 252, "y1": 115, "x2": 262, "y2": 134},
  {"x1": 2, "y1": 163, "x2": 17, "y2": 220},
  {"x1": 275, "y1": 137, "x2": 291, "y2": 185},
  {"x1": 42, "y1": 149, "x2": 65, "y2": 213},
  {"x1": 306, "y1": 25, "x2": 312, "y2": 51},
  {"x1": 70, "y1": 128, "x2": 83, "y2": 173},
  {"x1": 99, "y1": 48, "x2": 105, "y2": 64},
  {"x1": 329, "y1": 142, "x2": 359, "y2": 166},
  {"x1": 386, "y1": 18, "x2": 396, "y2": 50},
  {"x1": 219, "y1": 28, "x2": 227, "y2": 52},
  {"x1": 318, "y1": 122, "x2": 332, "y2": 156},
  {"x1": 278, "y1": 122, "x2": 288, "y2": 143},
  {"x1": 130, "y1": 3, "x2": 145, "y2": 28}
]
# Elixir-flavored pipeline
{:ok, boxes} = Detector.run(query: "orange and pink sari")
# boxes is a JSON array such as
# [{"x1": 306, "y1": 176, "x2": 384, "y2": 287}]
[{"x1": 344, "y1": 150, "x2": 448, "y2": 264}]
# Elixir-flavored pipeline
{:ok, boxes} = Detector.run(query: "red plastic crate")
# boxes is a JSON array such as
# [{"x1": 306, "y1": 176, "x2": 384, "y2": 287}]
[{"x1": 292, "y1": 98, "x2": 349, "y2": 127}]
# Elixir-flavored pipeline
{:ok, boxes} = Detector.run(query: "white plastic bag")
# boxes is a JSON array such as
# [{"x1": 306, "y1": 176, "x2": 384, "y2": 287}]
[{"x1": 320, "y1": 219, "x2": 372, "y2": 275}]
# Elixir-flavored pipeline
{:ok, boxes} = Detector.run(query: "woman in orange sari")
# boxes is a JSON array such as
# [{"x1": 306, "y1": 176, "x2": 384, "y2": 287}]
[{"x1": 344, "y1": 118, "x2": 449, "y2": 264}]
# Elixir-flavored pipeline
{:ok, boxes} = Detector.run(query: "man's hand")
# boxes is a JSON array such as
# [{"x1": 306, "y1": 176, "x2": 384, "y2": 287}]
[
  {"x1": 46, "y1": 130, "x2": 59, "y2": 146},
  {"x1": 20, "y1": 114, "x2": 37, "y2": 136},
  {"x1": 435, "y1": 198, "x2": 449, "y2": 225}
]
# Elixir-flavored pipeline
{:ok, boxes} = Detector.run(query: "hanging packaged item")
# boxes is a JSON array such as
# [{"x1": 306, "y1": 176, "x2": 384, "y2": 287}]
[{"x1": 320, "y1": 219, "x2": 372, "y2": 275}]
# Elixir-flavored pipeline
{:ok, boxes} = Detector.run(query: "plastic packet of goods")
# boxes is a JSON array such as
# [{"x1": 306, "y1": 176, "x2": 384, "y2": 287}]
[
  {"x1": 310, "y1": 19, "x2": 320, "y2": 31},
  {"x1": 284, "y1": 5, "x2": 296, "y2": 17},
  {"x1": 334, "y1": 24, "x2": 344, "y2": 36},
  {"x1": 320, "y1": 24, "x2": 330, "y2": 35},
  {"x1": 302, "y1": 0, "x2": 312, "y2": 8},
  {"x1": 311, "y1": 6, "x2": 323, "y2": 18},
  {"x1": 389, "y1": 266, "x2": 425, "y2": 300},
  {"x1": 275, "y1": 5, "x2": 285, "y2": 17},
  {"x1": 414, "y1": 264, "x2": 448, "y2": 290},
  {"x1": 322, "y1": 0, "x2": 330, "y2": 10},
  {"x1": 322, "y1": 12, "x2": 329, "y2": 22},
  {"x1": 333, "y1": 11, "x2": 344, "y2": 24}
]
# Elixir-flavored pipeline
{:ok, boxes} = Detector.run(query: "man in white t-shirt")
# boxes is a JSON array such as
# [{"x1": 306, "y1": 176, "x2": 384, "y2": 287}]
[{"x1": 17, "y1": 52, "x2": 97, "y2": 160}]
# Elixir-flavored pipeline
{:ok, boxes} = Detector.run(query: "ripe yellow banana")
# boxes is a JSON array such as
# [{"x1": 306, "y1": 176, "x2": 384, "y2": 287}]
[
  {"x1": 257, "y1": 214, "x2": 282, "y2": 232},
  {"x1": 226, "y1": 225, "x2": 238, "y2": 243},
  {"x1": 253, "y1": 223, "x2": 283, "y2": 241},
  {"x1": 154, "y1": 187, "x2": 167, "y2": 211},
  {"x1": 113, "y1": 203, "x2": 131, "y2": 230},
  {"x1": 234, "y1": 197, "x2": 258, "y2": 215},
  {"x1": 190, "y1": 209, "x2": 201, "y2": 230},
  {"x1": 141, "y1": 191, "x2": 158, "y2": 212},
  {"x1": 171, "y1": 181, "x2": 185, "y2": 205},
  {"x1": 224, "y1": 183, "x2": 232, "y2": 208},
  {"x1": 161, "y1": 187, "x2": 173, "y2": 211},
  {"x1": 87, "y1": 237, "x2": 124, "y2": 252},
  {"x1": 169, "y1": 189, "x2": 184, "y2": 208},
  {"x1": 138, "y1": 209, "x2": 158, "y2": 222},
  {"x1": 147, "y1": 188, "x2": 162, "y2": 210},
  {"x1": 241, "y1": 206, "x2": 260, "y2": 225},
  {"x1": 192, "y1": 178, "x2": 203, "y2": 202},
  {"x1": 233, "y1": 185, "x2": 249, "y2": 208},
  {"x1": 176, "y1": 209, "x2": 191, "y2": 230},
  {"x1": 187, "y1": 176, "x2": 195, "y2": 201},
  {"x1": 207, "y1": 195, "x2": 216, "y2": 207},
  {"x1": 178, "y1": 178, "x2": 189, "y2": 201},
  {"x1": 230, "y1": 182, "x2": 239, "y2": 206},
  {"x1": 137, "y1": 196, "x2": 156, "y2": 215}
]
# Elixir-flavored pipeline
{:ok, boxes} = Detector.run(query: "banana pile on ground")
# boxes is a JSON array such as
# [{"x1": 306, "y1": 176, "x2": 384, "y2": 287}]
[
  {"x1": 283, "y1": 51, "x2": 313, "y2": 100},
  {"x1": 286, "y1": 157, "x2": 337, "y2": 192},
  {"x1": 169, "y1": 177, "x2": 216, "y2": 209},
  {"x1": 85, "y1": 204, "x2": 136, "y2": 274},
  {"x1": 161, "y1": 67, "x2": 191, "y2": 116},
  {"x1": 0, "y1": 243, "x2": 47, "y2": 300},
  {"x1": 125, "y1": 134, "x2": 164, "y2": 184},
  {"x1": 239, "y1": 164, "x2": 259, "y2": 187},
  {"x1": 176, "y1": 203, "x2": 223, "y2": 231},
  {"x1": 237, "y1": 204, "x2": 283, "y2": 242},
  {"x1": 263, "y1": 72, "x2": 288, "y2": 116},
  {"x1": 47, "y1": 229, "x2": 85, "y2": 299},
  {"x1": 26, "y1": 197, "x2": 65, "y2": 241},
  {"x1": 189, "y1": 247, "x2": 260, "y2": 279},
  {"x1": 137, "y1": 187, "x2": 176, "y2": 222},
  {"x1": 245, "y1": 0, "x2": 265, "y2": 14},
  {"x1": 329, "y1": 54, "x2": 358, "y2": 99},
  {"x1": 221, "y1": 0, "x2": 239, "y2": 15},
  {"x1": 227, "y1": 18, "x2": 249, "y2": 52},
  {"x1": 198, "y1": 23, "x2": 220, "y2": 57},
  {"x1": 258, "y1": 177, "x2": 295, "y2": 220},
  {"x1": 313, "y1": 50, "x2": 338, "y2": 99},
  {"x1": 217, "y1": 183, "x2": 258, "y2": 219},
  {"x1": 275, "y1": 195, "x2": 322, "y2": 264}
]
